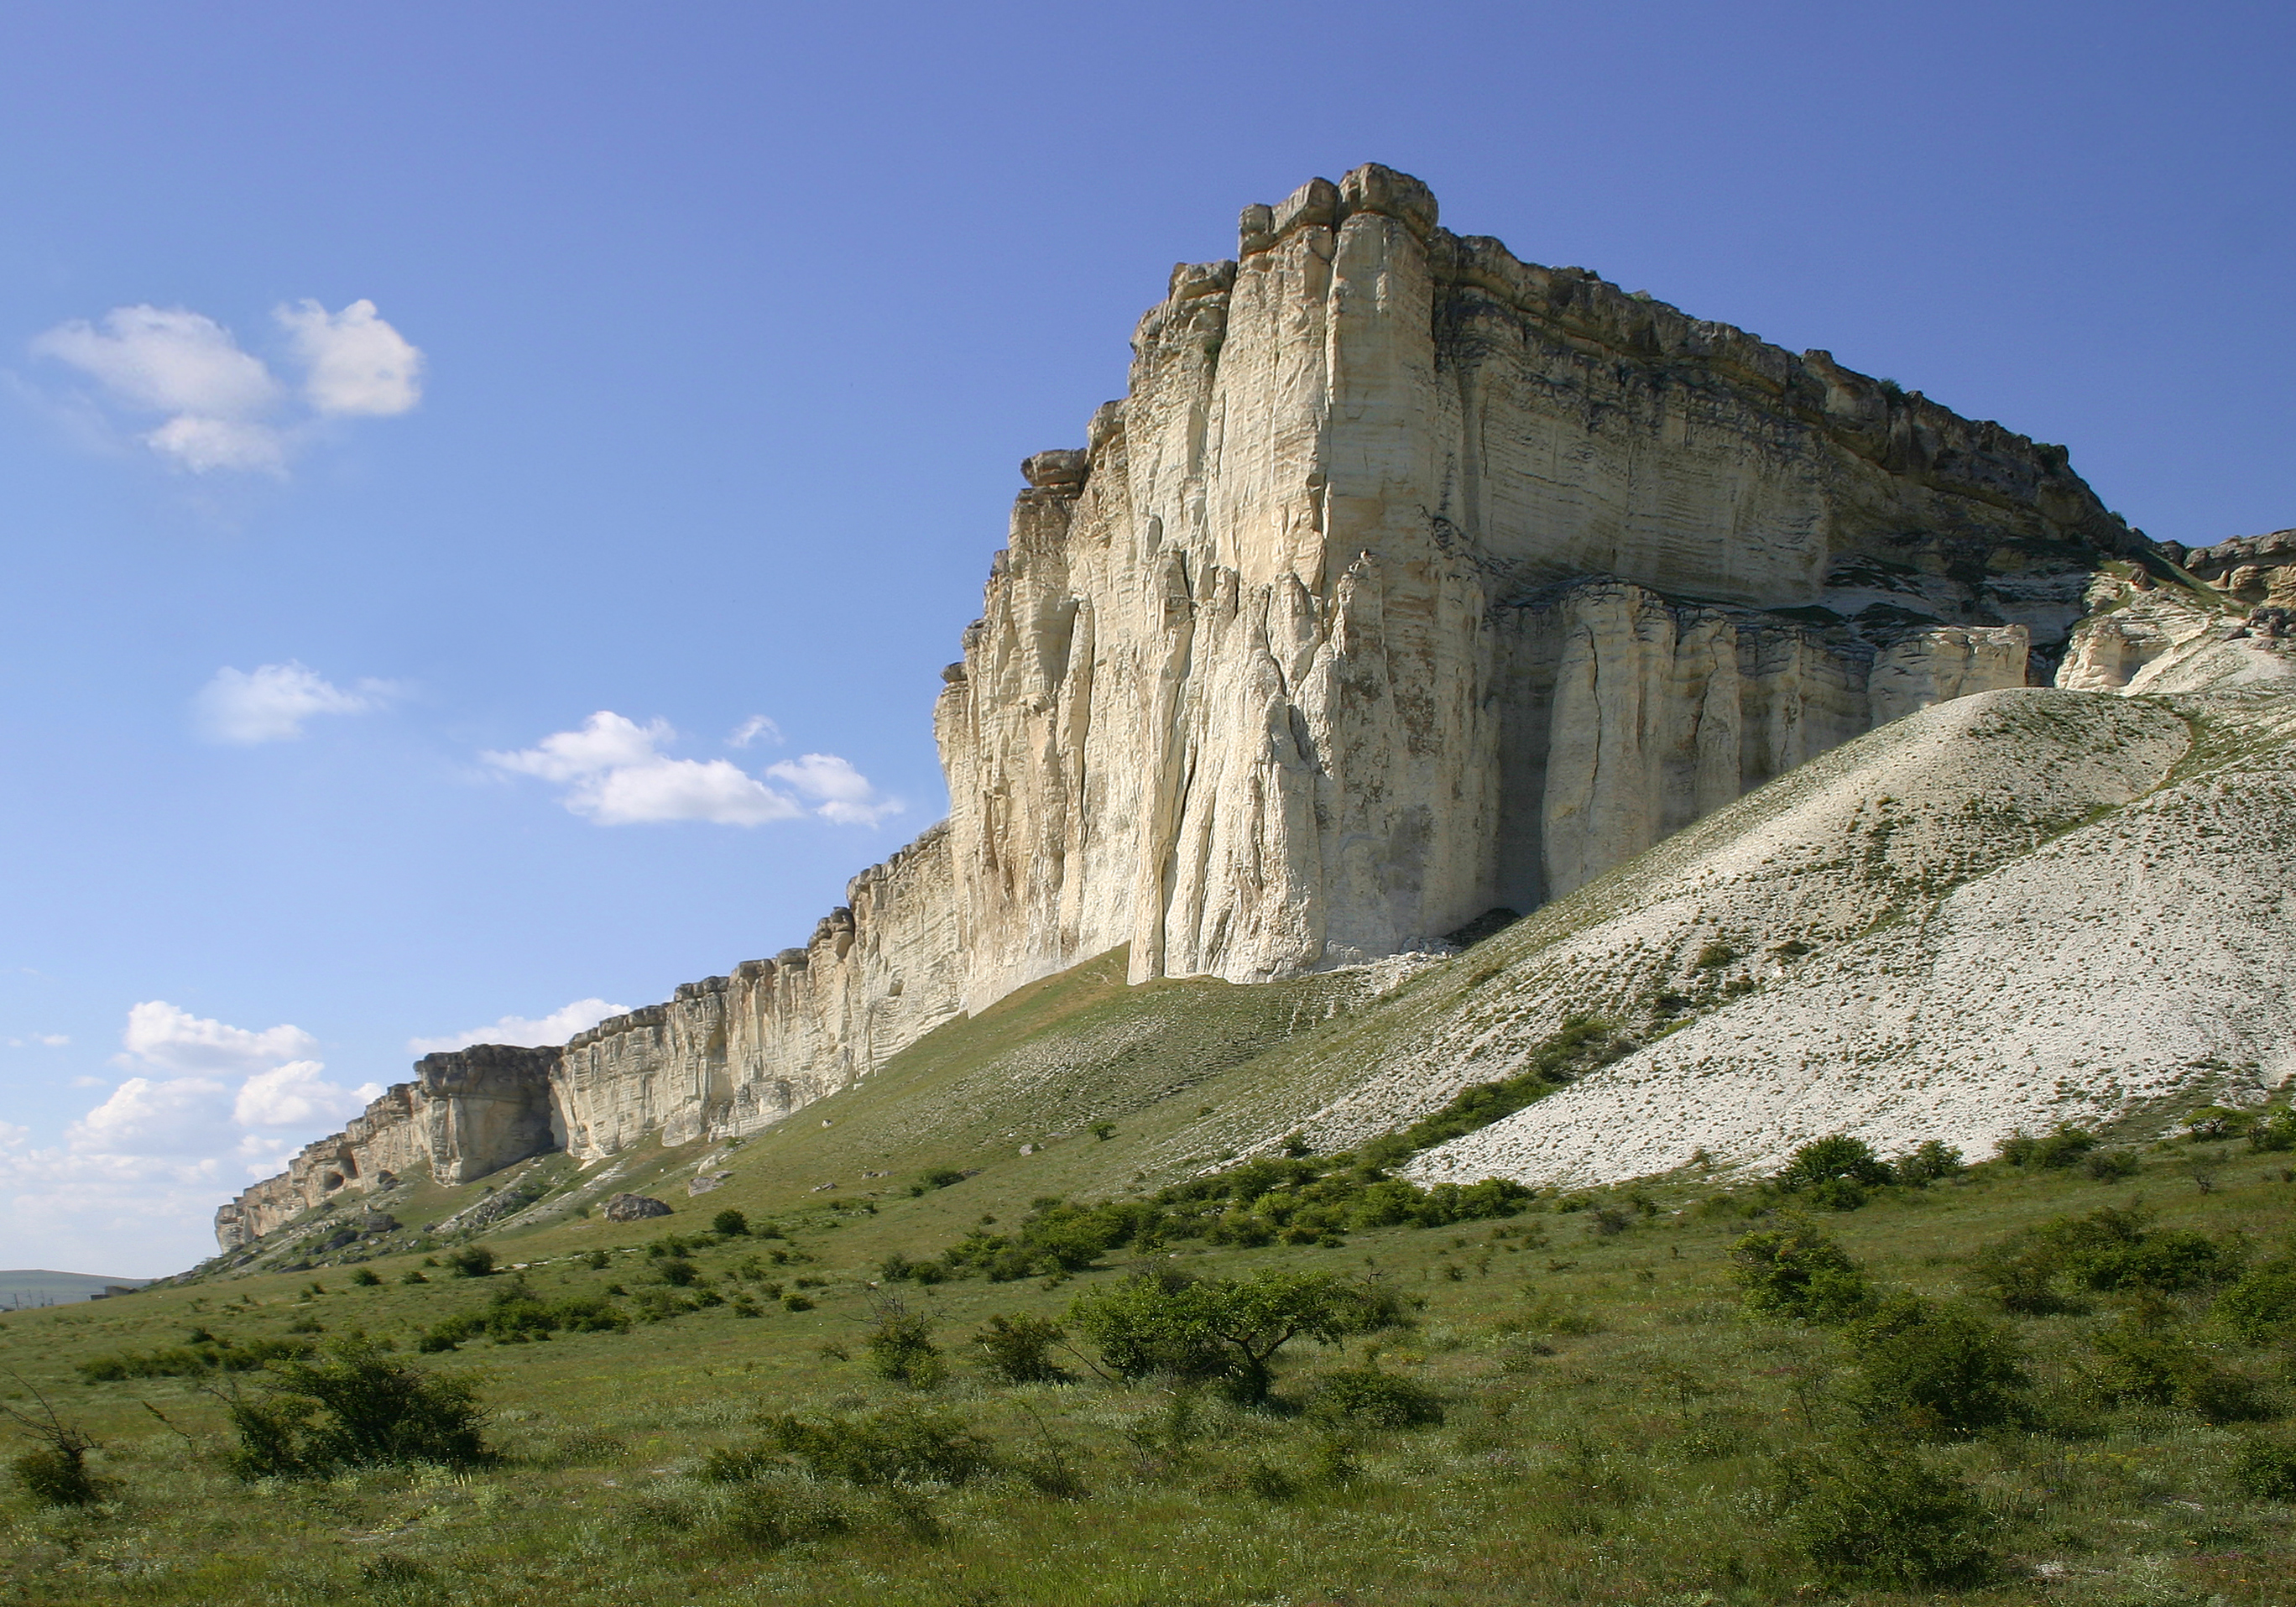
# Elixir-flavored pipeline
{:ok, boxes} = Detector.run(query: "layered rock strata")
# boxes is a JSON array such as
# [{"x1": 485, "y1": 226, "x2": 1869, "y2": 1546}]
[
  {"x1": 218, "y1": 164, "x2": 2152, "y2": 1250},
  {"x1": 216, "y1": 1046, "x2": 561, "y2": 1247},
  {"x1": 939, "y1": 164, "x2": 2134, "y2": 1005}
]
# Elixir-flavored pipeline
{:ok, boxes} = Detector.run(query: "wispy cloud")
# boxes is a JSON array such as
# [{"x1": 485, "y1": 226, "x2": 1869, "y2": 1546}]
[
  {"x1": 766, "y1": 752, "x2": 904, "y2": 825},
  {"x1": 407, "y1": 997, "x2": 629, "y2": 1056},
  {"x1": 28, "y1": 298, "x2": 423, "y2": 476},
  {"x1": 193, "y1": 661, "x2": 400, "y2": 744},
  {"x1": 484, "y1": 711, "x2": 895, "y2": 827},
  {"x1": 727, "y1": 714, "x2": 782, "y2": 749}
]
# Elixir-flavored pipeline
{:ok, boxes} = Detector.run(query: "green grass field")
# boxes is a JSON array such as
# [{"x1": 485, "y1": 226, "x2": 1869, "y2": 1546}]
[{"x1": 7, "y1": 949, "x2": 2295, "y2": 1606}]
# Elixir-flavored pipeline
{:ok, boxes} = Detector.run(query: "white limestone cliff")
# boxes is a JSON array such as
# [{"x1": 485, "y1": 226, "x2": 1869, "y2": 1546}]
[{"x1": 216, "y1": 164, "x2": 2168, "y2": 1250}]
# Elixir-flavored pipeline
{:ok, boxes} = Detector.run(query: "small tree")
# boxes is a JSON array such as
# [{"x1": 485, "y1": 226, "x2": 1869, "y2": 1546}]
[
  {"x1": 712, "y1": 1208, "x2": 750, "y2": 1237},
  {"x1": 222, "y1": 1335, "x2": 493, "y2": 1479},
  {"x1": 1730, "y1": 1219, "x2": 1871, "y2": 1324},
  {"x1": 1068, "y1": 1268, "x2": 1397, "y2": 1403}
]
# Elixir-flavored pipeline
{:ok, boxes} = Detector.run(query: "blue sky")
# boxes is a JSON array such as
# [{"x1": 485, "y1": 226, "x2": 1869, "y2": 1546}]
[{"x1": 2, "y1": 2, "x2": 2288, "y2": 1276}]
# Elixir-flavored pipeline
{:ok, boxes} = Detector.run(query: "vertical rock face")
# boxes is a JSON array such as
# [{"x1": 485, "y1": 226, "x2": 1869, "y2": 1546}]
[
  {"x1": 217, "y1": 164, "x2": 2151, "y2": 1250},
  {"x1": 937, "y1": 163, "x2": 2129, "y2": 1004},
  {"x1": 551, "y1": 822, "x2": 960, "y2": 1160},
  {"x1": 215, "y1": 1046, "x2": 561, "y2": 1245}
]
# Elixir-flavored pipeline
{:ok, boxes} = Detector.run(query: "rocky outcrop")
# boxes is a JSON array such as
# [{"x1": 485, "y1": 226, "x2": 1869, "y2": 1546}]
[
  {"x1": 937, "y1": 163, "x2": 2128, "y2": 1005},
  {"x1": 2174, "y1": 528, "x2": 2296, "y2": 608},
  {"x1": 215, "y1": 1046, "x2": 561, "y2": 1247},
  {"x1": 218, "y1": 163, "x2": 2160, "y2": 1250},
  {"x1": 551, "y1": 822, "x2": 961, "y2": 1160}
]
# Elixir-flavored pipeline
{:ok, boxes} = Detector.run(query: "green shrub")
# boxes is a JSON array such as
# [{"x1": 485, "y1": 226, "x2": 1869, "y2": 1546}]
[
  {"x1": 224, "y1": 1335, "x2": 493, "y2": 1479},
  {"x1": 1776, "y1": 1135, "x2": 1894, "y2": 1192},
  {"x1": 2215, "y1": 1253, "x2": 2296, "y2": 1344},
  {"x1": 973, "y1": 1313, "x2": 1068, "y2": 1384},
  {"x1": 2085, "y1": 1150, "x2": 2142, "y2": 1182},
  {"x1": 2230, "y1": 1436, "x2": 2296, "y2": 1500},
  {"x1": 709, "y1": 1476, "x2": 851, "y2": 1550},
  {"x1": 441, "y1": 1245, "x2": 495, "y2": 1278},
  {"x1": 1729, "y1": 1219, "x2": 1871, "y2": 1323},
  {"x1": 1843, "y1": 1295, "x2": 2028, "y2": 1435},
  {"x1": 1306, "y1": 1369, "x2": 1444, "y2": 1428},
  {"x1": 77, "y1": 1333, "x2": 315, "y2": 1381},
  {"x1": 1069, "y1": 1267, "x2": 1402, "y2": 1403},
  {"x1": 3, "y1": 1396, "x2": 112, "y2": 1507},
  {"x1": 2183, "y1": 1105, "x2": 2252, "y2": 1141},
  {"x1": 767, "y1": 1406, "x2": 996, "y2": 1488},
  {"x1": 2248, "y1": 1108, "x2": 2296, "y2": 1153},
  {"x1": 2041, "y1": 1204, "x2": 2237, "y2": 1292},
  {"x1": 2087, "y1": 1309, "x2": 2272, "y2": 1423},
  {"x1": 711, "y1": 1208, "x2": 749, "y2": 1237},
  {"x1": 1965, "y1": 1238, "x2": 2082, "y2": 1315},
  {"x1": 1895, "y1": 1140, "x2": 1965, "y2": 1186},
  {"x1": 350, "y1": 1268, "x2": 384, "y2": 1286},
  {"x1": 1775, "y1": 1440, "x2": 1997, "y2": 1589},
  {"x1": 863, "y1": 1297, "x2": 946, "y2": 1389},
  {"x1": 416, "y1": 1281, "x2": 629, "y2": 1351}
]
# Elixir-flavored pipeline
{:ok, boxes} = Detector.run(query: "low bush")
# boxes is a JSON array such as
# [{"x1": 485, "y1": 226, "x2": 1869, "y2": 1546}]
[
  {"x1": 1730, "y1": 1219, "x2": 1871, "y2": 1324},
  {"x1": 2248, "y1": 1108, "x2": 2296, "y2": 1153},
  {"x1": 2230, "y1": 1435, "x2": 2296, "y2": 1500},
  {"x1": 710, "y1": 1208, "x2": 749, "y2": 1237},
  {"x1": 863, "y1": 1297, "x2": 945, "y2": 1389},
  {"x1": 1895, "y1": 1140, "x2": 1965, "y2": 1186},
  {"x1": 1843, "y1": 1295, "x2": 2028, "y2": 1435},
  {"x1": 766, "y1": 1406, "x2": 997, "y2": 1488},
  {"x1": 1305, "y1": 1368, "x2": 1444, "y2": 1428},
  {"x1": 2215, "y1": 1252, "x2": 2296, "y2": 1344},
  {"x1": 441, "y1": 1245, "x2": 496, "y2": 1279},
  {"x1": 1775, "y1": 1440, "x2": 1998, "y2": 1589},
  {"x1": 2086, "y1": 1307, "x2": 2273, "y2": 1423},
  {"x1": 1999, "y1": 1124, "x2": 2100, "y2": 1169},
  {"x1": 709, "y1": 1475, "x2": 851, "y2": 1551},
  {"x1": 973, "y1": 1313, "x2": 1068, "y2": 1384},
  {"x1": 224, "y1": 1334, "x2": 493, "y2": 1479},
  {"x1": 78, "y1": 1333, "x2": 314, "y2": 1381},
  {"x1": 3, "y1": 1393, "x2": 112, "y2": 1507},
  {"x1": 1776, "y1": 1135, "x2": 1894, "y2": 1192},
  {"x1": 416, "y1": 1278, "x2": 629, "y2": 1350},
  {"x1": 2085, "y1": 1150, "x2": 2142, "y2": 1182}
]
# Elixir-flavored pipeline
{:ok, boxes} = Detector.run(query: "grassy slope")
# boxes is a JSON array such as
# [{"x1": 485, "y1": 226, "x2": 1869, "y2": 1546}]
[{"x1": 4, "y1": 1118, "x2": 2293, "y2": 1604}]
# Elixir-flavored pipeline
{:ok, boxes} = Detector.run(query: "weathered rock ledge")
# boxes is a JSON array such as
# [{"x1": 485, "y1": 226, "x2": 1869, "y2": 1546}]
[{"x1": 217, "y1": 163, "x2": 2179, "y2": 1250}]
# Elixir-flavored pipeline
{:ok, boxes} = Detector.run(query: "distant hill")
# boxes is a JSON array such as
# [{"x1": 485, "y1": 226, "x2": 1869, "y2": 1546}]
[{"x1": 0, "y1": 1269, "x2": 149, "y2": 1307}]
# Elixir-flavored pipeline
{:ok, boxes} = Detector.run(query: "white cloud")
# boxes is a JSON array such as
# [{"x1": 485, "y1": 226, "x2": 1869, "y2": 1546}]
[
  {"x1": 32, "y1": 304, "x2": 288, "y2": 475},
  {"x1": 119, "y1": 999, "x2": 318, "y2": 1075},
  {"x1": 193, "y1": 660, "x2": 399, "y2": 743},
  {"x1": 28, "y1": 297, "x2": 422, "y2": 477},
  {"x1": 728, "y1": 715, "x2": 783, "y2": 749},
  {"x1": 0, "y1": 1001, "x2": 383, "y2": 1275},
  {"x1": 484, "y1": 711, "x2": 816, "y2": 827},
  {"x1": 275, "y1": 298, "x2": 423, "y2": 416},
  {"x1": 408, "y1": 997, "x2": 629, "y2": 1056},
  {"x1": 767, "y1": 752, "x2": 904, "y2": 826},
  {"x1": 31, "y1": 305, "x2": 280, "y2": 418},
  {"x1": 6, "y1": 1034, "x2": 70, "y2": 1048},
  {"x1": 232, "y1": 1060, "x2": 381, "y2": 1129}
]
